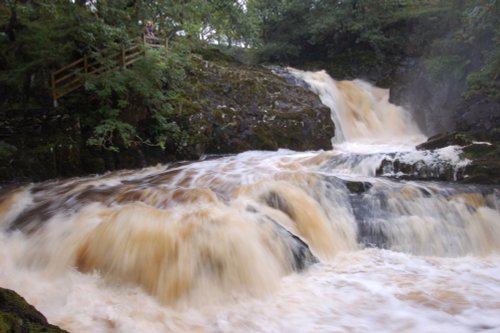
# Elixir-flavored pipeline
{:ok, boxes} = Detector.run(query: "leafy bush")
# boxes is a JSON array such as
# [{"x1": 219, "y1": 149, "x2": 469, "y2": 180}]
[
  {"x1": 83, "y1": 46, "x2": 188, "y2": 152},
  {"x1": 424, "y1": 55, "x2": 470, "y2": 80},
  {"x1": 467, "y1": 49, "x2": 500, "y2": 100}
]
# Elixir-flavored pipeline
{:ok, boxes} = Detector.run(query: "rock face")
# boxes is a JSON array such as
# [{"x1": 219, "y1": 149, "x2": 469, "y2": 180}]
[
  {"x1": 377, "y1": 131, "x2": 500, "y2": 184},
  {"x1": 0, "y1": 287, "x2": 68, "y2": 332},
  {"x1": 390, "y1": 61, "x2": 500, "y2": 140},
  {"x1": 0, "y1": 51, "x2": 335, "y2": 183},
  {"x1": 416, "y1": 132, "x2": 473, "y2": 150},
  {"x1": 174, "y1": 51, "x2": 335, "y2": 156},
  {"x1": 0, "y1": 110, "x2": 82, "y2": 182},
  {"x1": 390, "y1": 65, "x2": 465, "y2": 137},
  {"x1": 455, "y1": 96, "x2": 500, "y2": 134},
  {"x1": 459, "y1": 132, "x2": 500, "y2": 185}
]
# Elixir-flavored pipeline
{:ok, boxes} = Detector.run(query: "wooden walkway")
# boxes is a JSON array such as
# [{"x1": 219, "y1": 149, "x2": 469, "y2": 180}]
[{"x1": 50, "y1": 36, "x2": 167, "y2": 105}]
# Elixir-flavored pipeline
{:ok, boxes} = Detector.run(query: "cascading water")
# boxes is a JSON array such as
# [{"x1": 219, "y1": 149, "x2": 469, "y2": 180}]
[
  {"x1": 287, "y1": 68, "x2": 425, "y2": 145},
  {"x1": 0, "y1": 69, "x2": 499, "y2": 333}
]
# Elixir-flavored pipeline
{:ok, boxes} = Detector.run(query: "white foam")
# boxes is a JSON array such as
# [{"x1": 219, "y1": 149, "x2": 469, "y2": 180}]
[
  {"x1": 0, "y1": 67, "x2": 497, "y2": 333},
  {"x1": 2, "y1": 238, "x2": 500, "y2": 333}
]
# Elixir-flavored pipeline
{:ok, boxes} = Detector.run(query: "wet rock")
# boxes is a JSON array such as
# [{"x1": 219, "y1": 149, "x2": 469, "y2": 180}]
[
  {"x1": 0, "y1": 110, "x2": 82, "y2": 183},
  {"x1": 416, "y1": 131, "x2": 472, "y2": 150},
  {"x1": 390, "y1": 65, "x2": 464, "y2": 137},
  {"x1": 376, "y1": 157, "x2": 459, "y2": 182},
  {"x1": 455, "y1": 96, "x2": 500, "y2": 134},
  {"x1": 267, "y1": 66, "x2": 310, "y2": 89},
  {"x1": 462, "y1": 142, "x2": 497, "y2": 157},
  {"x1": 180, "y1": 51, "x2": 335, "y2": 156},
  {"x1": 0, "y1": 287, "x2": 68, "y2": 332},
  {"x1": 461, "y1": 142, "x2": 500, "y2": 185},
  {"x1": 345, "y1": 181, "x2": 373, "y2": 194},
  {"x1": 258, "y1": 214, "x2": 319, "y2": 272},
  {"x1": 462, "y1": 160, "x2": 500, "y2": 184},
  {"x1": 381, "y1": 130, "x2": 500, "y2": 184}
]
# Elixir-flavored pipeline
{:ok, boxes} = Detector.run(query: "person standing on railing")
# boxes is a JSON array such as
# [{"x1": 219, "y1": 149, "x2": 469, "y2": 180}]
[{"x1": 145, "y1": 20, "x2": 155, "y2": 38}]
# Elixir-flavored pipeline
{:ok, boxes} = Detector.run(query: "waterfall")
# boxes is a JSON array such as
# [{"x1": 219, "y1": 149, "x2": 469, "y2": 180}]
[
  {"x1": 287, "y1": 68, "x2": 426, "y2": 145},
  {"x1": 0, "y1": 70, "x2": 499, "y2": 332}
]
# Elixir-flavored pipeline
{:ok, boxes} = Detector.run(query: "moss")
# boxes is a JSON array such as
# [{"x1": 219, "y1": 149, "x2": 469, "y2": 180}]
[
  {"x1": 32, "y1": 144, "x2": 58, "y2": 180},
  {"x1": 211, "y1": 108, "x2": 224, "y2": 121},
  {"x1": 172, "y1": 96, "x2": 203, "y2": 117},
  {"x1": 0, "y1": 142, "x2": 17, "y2": 180},
  {"x1": 253, "y1": 124, "x2": 279, "y2": 150},
  {"x1": 345, "y1": 181, "x2": 373, "y2": 194},
  {"x1": 180, "y1": 48, "x2": 336, "y2": 155},
  {"x1": 276, "y1": 110, "x2": 305, "y2": 121},
  {"x1": 211, "y1": 107, "x2": 239, "y2": 124},
  {"x1": 0, "y1": 142, "x2": 17, "y2": 163},
  {"x1": 193, "y1": 45, "x2": 238, "y2": 64},
  {"x1": 463, "y1": 160, "x2": 500, "y2": 185},
  {"x1": 461, "y1": 143, "x2": 497, "y2": 160},
  {"x1": 81, "y1": 154, "x2": 107, "y2": 174},
  {"x1": 0, "y1": 287, "x2": 68, "y2": 333},
  {"x1": 417, "y1": 132, "x2": 473, "y2": 150}
]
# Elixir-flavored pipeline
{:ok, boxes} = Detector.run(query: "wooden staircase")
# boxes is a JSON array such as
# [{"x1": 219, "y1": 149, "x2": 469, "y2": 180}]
[{"x1": 50, "y1": 36, "x2": 167, "y2": 106}]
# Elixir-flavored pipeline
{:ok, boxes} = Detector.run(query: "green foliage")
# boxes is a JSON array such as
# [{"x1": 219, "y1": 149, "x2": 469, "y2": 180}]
[
  {"x1": 1, "y1": 0, "x2": 227, "y2": 156},
  {"x1": 462, "y1": 1, "x2": 500, "y2": 100},
  {"x1": 467, "y1": 49, "x2": 500, "y2": 100},
  {"x1": 0, "y1": 287, "x2": 68, "y2": 332},
  {"x1": 83, "y1": 48, "x2": 186, "y2": 152},
  {"x1": 249, "y1": 0, "x2": 427, "y2": 64},
  {"x1": 424, "y1": 55, "x2": 470, "y2": 80},
  {"x1": 419, "y1": 0, "x2": 500, "y2": 101},
  {"x1": 1, "y1": 0, "x2": 498, "y2": 177},
  {"x1": 129, "y1": 0, "x2": 255, "y2": 47}
]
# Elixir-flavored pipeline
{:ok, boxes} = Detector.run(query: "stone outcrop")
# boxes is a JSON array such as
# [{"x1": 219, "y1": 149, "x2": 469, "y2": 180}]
[
  {"x1": 419, "y1": 131, "x2": 500, "y2": 184},
  {"x1": 376, "y1": 131, "x2": 500, "y2": 184},
  {"x1": 0, "y1": 287, "x2": 68, "y2": 333},
  {"x1": 173, "y1": 50, "x2": 334, "y2": 156}
]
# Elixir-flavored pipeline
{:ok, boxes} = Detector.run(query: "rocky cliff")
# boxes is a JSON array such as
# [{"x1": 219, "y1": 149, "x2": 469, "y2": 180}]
[
  {"x1": 175, "y1": 49, "x2": 334, "y2": 156},
  {"x1": 0, "y1": 51, "x2": 334, "y2": 183},
  {"x1": 0, "y1": 287, "x2": 67, "y2": 332}
]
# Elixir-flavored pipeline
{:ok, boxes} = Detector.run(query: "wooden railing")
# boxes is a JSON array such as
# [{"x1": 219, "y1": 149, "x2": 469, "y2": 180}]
[
  {"x1": 51, "y1": 36, "x2": 167, "y2": 105},
  {"x1": 143, "y1": 35, "x2": 168, "y2": 49}
]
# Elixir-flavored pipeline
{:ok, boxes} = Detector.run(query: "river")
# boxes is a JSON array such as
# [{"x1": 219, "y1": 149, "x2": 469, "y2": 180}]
[{"x1": 0, "y1": 69, "x2": 499, "y2": 332}]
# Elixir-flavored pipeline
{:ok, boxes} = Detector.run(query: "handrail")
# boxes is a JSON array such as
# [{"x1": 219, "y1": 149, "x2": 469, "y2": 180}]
[{"x1": 51, "y1": 36, "x2": 168, "y2": 106}]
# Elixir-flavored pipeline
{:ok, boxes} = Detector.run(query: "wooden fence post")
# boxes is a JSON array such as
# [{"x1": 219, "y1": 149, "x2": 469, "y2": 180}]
[
  {"x1": 121, "y1": 48, "x2": 126, "y2": 68},
  {"x1": 51, "y1": 72, "x2": 57, "y2": 107},
  {"x1": 84, "y1": 55, "x2": 88, "y2": 73}
]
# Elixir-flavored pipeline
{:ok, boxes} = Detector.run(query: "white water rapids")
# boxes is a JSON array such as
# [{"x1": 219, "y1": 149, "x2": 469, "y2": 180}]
[{"x1": 1, "y1": 69, "x2": 499, "y2": 333}]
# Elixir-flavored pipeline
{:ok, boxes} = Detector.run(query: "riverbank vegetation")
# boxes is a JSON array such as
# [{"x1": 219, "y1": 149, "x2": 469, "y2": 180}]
[{"x1": 0, "y1": 0, "x2": 498, "y2": 182}]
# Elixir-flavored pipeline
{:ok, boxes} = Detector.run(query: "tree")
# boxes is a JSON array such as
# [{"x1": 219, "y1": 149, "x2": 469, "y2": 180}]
[{"x1": 248, "y1": 0, "x2": 444, "y2": 64}]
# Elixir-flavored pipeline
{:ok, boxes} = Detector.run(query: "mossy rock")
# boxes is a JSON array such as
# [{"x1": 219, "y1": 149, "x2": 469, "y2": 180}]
[
  {"x1": 0, "y1": 142, "x2": 17, "y2": 163},
  {"x1": 376, "y1": 157, "x2": 458, "y2": 182},
  {"x1": 0, "y1": 142, "x2": 18, "y2": 180},
  {"x1": 417, "y1": 131, "x2": 473, "y2": 150},
  {"x1": 461, "y1": 143, "x2": 498, "y2": 160},
  {"x1": 462, "y1": 158, "x2": 500, "y2": 185},
  {"x1": 32, "y1": 144, "x2": 58, "y2": 180},
  {"x1": 345, "y1": 181, "x2": 373, "y2": 194},
  {"x1": 193, "y1": 45, "x2": 239, "y2": 64},
  {"x1": 0, "y1": 287, "x2": 68, "y2": 333},
  {"x1": 182, "y1": 58, "x2": 335, "y2": 155}
]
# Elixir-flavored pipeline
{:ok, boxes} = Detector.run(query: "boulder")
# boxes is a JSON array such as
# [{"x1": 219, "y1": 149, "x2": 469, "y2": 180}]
[
  {"x1": 0, "y1": 287, "x2": 67, "y2": 333},
  {"x1": 176, "y1": 50, "x2": 335, "y2": 156},
  {"x1": 416, "y1": 131, "x2": 473, "y2": 150}
]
